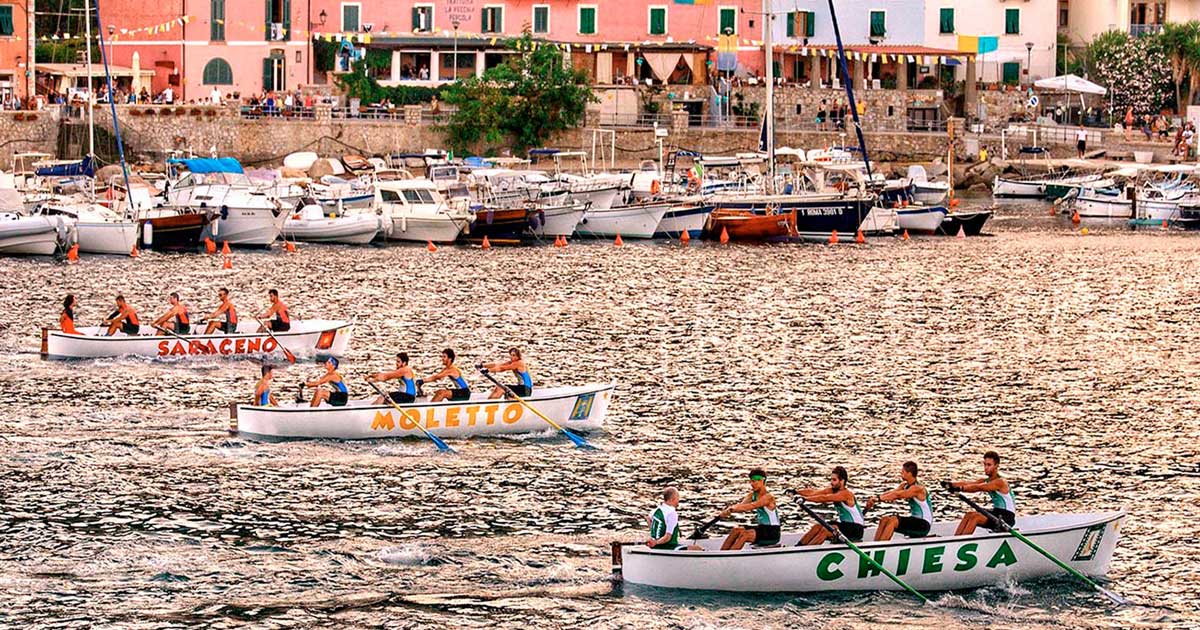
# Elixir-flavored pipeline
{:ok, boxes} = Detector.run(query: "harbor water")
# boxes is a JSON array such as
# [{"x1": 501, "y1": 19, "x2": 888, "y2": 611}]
[{"x1": 1, "y1": 197, "x2": 1197, "y2": 628}]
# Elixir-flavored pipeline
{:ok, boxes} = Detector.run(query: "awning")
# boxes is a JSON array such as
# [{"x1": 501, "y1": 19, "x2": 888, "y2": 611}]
[
  {"x1": 1034, "y1": 74, "x2": 1107, "y2": 96},
  {"x1": 168, "y1": 157, "x2": 245, "y2": 174}
]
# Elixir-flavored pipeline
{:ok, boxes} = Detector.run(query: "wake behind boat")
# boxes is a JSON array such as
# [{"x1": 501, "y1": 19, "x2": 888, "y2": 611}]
[
  {"x1": 615, "y1": 511, "x2": 1123, "y2": 593},
  {"x1": 232, "y1": 382, "x2": 614, "y2": 441},
  {"x1": 41, "y1": 319, "x2": 353, "y2": 360}
]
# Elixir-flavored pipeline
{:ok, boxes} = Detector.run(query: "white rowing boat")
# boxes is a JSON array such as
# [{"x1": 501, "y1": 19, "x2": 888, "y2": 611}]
[
  {"x1": 232, "y1": 382, "x2": 614, "y2": 440},
  {"x1": 41, "y1": 320, "x2": 353, "y2": 360},
  {"x1": 615, "y1": 511, "x2": 1123, "y2": 593}
]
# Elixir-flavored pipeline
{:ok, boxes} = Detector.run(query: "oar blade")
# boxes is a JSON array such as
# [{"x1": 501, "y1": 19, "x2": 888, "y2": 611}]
[
  {"x1": 428, "y1": 433, "x2": 457, "y2": 454},
  {"x1": 562, "y1": 429, "x2": 596, "y2": 450},
  {"x1": 1097, "y1": 586, "x2": 1129, "y2": 606},
  {"x1": 282, "y1": 347, "x2": 297, "y2": 364}
]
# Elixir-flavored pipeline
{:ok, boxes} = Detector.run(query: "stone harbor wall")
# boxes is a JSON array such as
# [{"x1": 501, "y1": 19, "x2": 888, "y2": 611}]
[
  {"x1": 734, "y1": 87, "x2": 946, "y2": 132},
  {"x1": 0, "y1": 109, "x2": 65, "y2": 166}
]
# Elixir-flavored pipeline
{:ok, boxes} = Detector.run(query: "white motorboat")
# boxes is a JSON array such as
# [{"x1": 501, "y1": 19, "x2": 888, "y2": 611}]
[
  {"x1": 35, "y1": 199, "x2": 138, "y2": 255},
  {"x1": 525, "y1": 201, "x2": 589, "y2": 238},
  {"x1": 897, "y1": 205, "x2": 950, "y2": 234},
  {"x1": 654, "y1": 200, "x2": 712, "y2": 239},
  {"x1": 616, "y1": 511, "x2": 1124, "y2": 594},
  {"x1": 313, "y1": 175, "x2": 375, "y2": 210},
  {"x1": 282, "y1": 200, "x2": 382, "y2": 245},
  {"x1": 906, "y1": 165, "x2": 951, "y2": 205},
  {"x1": 1135, "y1": 187, "x2": 1191, "y2": 223},
  {"x1": 1072, "y1": 191, "x2": 1132, "y2": 219},
  {"x1": 377, "y1": 179, "x2": 472, "y2": 243},
  {"x1": 232, "y1": 382, "x2": 614, "y2": 441},
  {"x1": 575, "y1": 201, "x2": 671, "y2": 239},
  {"x1": 858, "y1": 204, "x2": 899, "y2": 235},
  {"x1": 41, "y1": 319, "x2": 354, "y2": 360},
  {"x1": 0, "y1": 212, "x2": 68, "y2": 256},
  {"x1": 166, "y1": 158, "x2": 287, "y2": 247}
]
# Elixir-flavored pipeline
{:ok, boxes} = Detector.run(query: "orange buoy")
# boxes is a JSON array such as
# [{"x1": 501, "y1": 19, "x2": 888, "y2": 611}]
[
  {"x1": 560, "y1": 235, "x2": 568, "y2": 247},
  {"x1": 956, "y1": 226, "x2": 966, "y2": 239},
  {"x1": 482, "y1": 235, "x2": 492, "y2": 250},
  {"x1": 1162, "y1": 218, "x2": 1169, "y2": 229},
  {"x1": 204, "y1": 238, "x2": 216, "y2": 255},
  {"x1": 66, "y1": 243, "x2": 79, "y2": 262},
  {"x1": 901, "y1": 229, "x2": 910, "y2": 241},
  {"x1": 1071, "y1": 210, "x2": 1081, "y2": 225},
  {"x1": 222, "y1": 256, "x2": 232, "y2": 269},
  {"x1": 680, "y1": 230, "x2": 691, "y2": 245},
  {"x1": 719, "y1": 227, "x2": 729, "y2": 244},
  {"x1": 553, "y1": 235, "x2": 563, "y2": 248},
  {"x1": 829, "y1": 229, "x2": 839, "y2": 244},
  {"x1": 220, "y1": 241, "x2": 231, "y2": 255},
  {"x1": 855, "y1": 230, "x2": 866, "y2": 244},
  {"x1": 950, "y1": 198, "x2": 960, "y2": 208},
  {"x1": 285, "y1": 241, "x2": 296, "y2": 252},
  {"x1": 1049, "y1": 205, "x2": 1057, "y2": 216},
  {"x1": 614, "y1": 233, "x2": 623, "y2": 247},
  {"x1": 130, "y1": 243, "x2": 139, "y2": 257},
  {"x1": 427, "y1": 240, "x2": 437, "y2": 252}
]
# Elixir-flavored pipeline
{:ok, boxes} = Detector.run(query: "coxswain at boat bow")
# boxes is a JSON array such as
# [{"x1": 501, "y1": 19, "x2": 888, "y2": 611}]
[
  {"x1": 254, "y1": 365, "x2": 279, "y2": 406},
  {"x1": 719, "y1": 468, "x2": 781, "y2": 550},
  {"x1": 422, "y1": 348, "x2": 470, "y2": 402},
  {"x1": 797, "y1": 466, "x2": 864, "y2": 545},
  {"x1": 151, "y1": 292, "x2": 191, "y2": 335},
  {"x1": 945, "y1": 450, "x2": 1016, "y2": 535},
  {"x1": 367, "y1": 352, "x2": 418, "y2": 404},
  {"x1": 481, "y1": 347, "x2": 532, "y2": 398},
  {"x1": 646, "y1": 486, "x2": 689, "y2": 550},
  {"x1": 256, "y1": 289, "x2": 291, "y2": 333},
  {"x1": 60, "y1": 294, "x2": 78, "y2": 334},
  {"x1": 306, "y1": 356, "x2": 349, "y2": 407},
  {"x1": 102, "y1": 295, "x2": 140, "y2": 336},
  {"x1": 203, "y1": 287, "x2": 238, "y2": 335},
  {"x1": 864, "y1": 461, "x2": 933, "y2": 541}
]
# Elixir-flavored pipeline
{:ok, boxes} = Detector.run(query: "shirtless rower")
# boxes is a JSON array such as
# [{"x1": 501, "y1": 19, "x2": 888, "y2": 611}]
[
  {"x1": 60, "y1": 294, "x2": 79, "y2": 334},
  {"x1": 254, "y1": 365, "x2": 279, "y2": 407},
  {"x1": 797, "y1": 466, "x2": 865, "y2": 545},
  {"x1": 945, "y1": 450, "x2": 1016, "y2": 536},
  {"x1": 306, "y1": 356, "x2": 349, "y2": 407},
  {"x1": 481, "y1": 347, "x2": 532, "y2": 398},
  {"x1": 203, "y1": 288, "x2": 238, "y2": 335},
  {"x1": 102, "y1": 295, "x2": 141, "y2": 336},
  {"x1": 256, "y1": 289, "x2": 291, "y2": 333},
  {"x1": 422, "y1": 348, "x2": 470, "y2": 402},
  {"x1": 865, "y1": 461, "x2": 933, "y2": 541},
  {"x1": 367, "y1": 352, "x2": 417, "y2": 404},
  {"x1": 719, "y1": 468, "x2": 781, "y2": 550},
  {"x1": 152, "y1": 292, "x2": 191, "y2": 335}
]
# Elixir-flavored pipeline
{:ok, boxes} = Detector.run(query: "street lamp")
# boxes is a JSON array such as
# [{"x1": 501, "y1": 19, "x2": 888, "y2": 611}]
[
  {"x1": 1025, "y1": 41, "x2": 1034, "y2": 84},
  {"x1": 452, "y1": 20, "x2": 460, "y2": 81}
]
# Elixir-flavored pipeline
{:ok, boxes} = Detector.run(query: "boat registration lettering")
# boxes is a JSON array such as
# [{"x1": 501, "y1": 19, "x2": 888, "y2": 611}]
[
  {"x1": 800, "y1": 207, "x2": 843, "y2": 216},
  {"x1": 156, "y1": 337, "x2": 276, "y2": 356},
  {"x1": 814, "y1": 542, "x2": 1019, "y2": 582}
]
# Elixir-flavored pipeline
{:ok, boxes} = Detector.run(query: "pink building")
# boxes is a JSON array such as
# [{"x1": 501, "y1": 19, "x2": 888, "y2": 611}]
[{"x1": 103, "y1": 0, "x2": 311, "y2": 101}]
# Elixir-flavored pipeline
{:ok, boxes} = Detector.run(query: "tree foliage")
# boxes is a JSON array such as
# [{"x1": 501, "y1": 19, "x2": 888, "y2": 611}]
[
  {"x1": 1085, "y1": 30, "x2": 1173, "y2": 114},
  {"x1": 335, "y1": 66, "x2": 448, "y2": 105},
  {"x1": 1158, "y1": 21, "x2": 1200, "y2": 113},
  {"x1": 442, "y1": 31, "x2": 595, "y2": 155}
]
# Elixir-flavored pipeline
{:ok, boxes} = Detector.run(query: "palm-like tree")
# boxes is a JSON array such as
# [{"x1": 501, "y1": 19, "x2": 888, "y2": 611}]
[{"x1": 1159, "y1": 21, "x2": 1200, "y2": 113}]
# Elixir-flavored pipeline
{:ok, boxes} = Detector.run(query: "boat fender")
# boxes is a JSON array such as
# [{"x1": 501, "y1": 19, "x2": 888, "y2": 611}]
[
  {"x1": 220, "y1": 205, "x2": 229, "y2": 221},
  {"x1": 142, "y1": 221, "x2": 153, "y2": 246}
]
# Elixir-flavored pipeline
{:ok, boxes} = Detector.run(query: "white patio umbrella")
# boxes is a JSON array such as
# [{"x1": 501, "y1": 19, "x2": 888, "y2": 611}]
[{"x1": 1034, "y1": 74, "x2": 1108, "y2": 124}]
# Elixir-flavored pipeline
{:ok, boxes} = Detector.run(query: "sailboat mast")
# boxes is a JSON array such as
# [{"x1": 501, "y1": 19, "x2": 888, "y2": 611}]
[
  {"x1": 763, "y1": 0, "x2": 775, "y2": 191},
  {"x1": 84, "y1": 0, "x2": 95, "y2": 158},
  {"x1": 826, "y1": 0, "x2": 873, "y2": 180},
  {"x1": 95, "y1": 0, "x2": 135, "y2": 219}
]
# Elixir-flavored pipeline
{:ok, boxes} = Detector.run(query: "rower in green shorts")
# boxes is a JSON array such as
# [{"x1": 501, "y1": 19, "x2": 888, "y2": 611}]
[
  {"x1": 719, "y1": 468, "x2": 781, "y2": 550},
  {"x1": 865, "y1": 461, "x2": 933, "y2": 541}
]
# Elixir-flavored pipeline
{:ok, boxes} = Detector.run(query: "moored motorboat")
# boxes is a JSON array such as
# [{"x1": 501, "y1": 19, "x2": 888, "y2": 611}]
[
  {"x1": 706, "y1": 207, "x2": 797, "y2": 242},
  {"x1": 0, "y1": 212, "x2": 69, "y2": 256},
  {"x1": 35, "y1": 200, "x2": 139, "y2": 255},
  {"x1": 615, "y1": 511, "x2": 1124, "y2": 593},
  {"x1": 575, "y1": 201, "x2": 672, "y2": 239},
  {"x1": 470, "y1": 206, "x2": 536, "y2": 242},
  {"x1": 654, "y1": 200, "x2": 712, "y2": 239},
  {"x1": 377, "y1": 179, "x2": 471, "y2": 243},
  {"x1": 283, "y1": 201, "x2": 382, "y2": 245},
  {"x1": 1072, "y1": 190, "x2": 1132, "y2": 219},
  {"x1": 897, "y1": 205, "x2": 949, "y2": 234},
  {"x1": 525, "y1": 201, "x2": 589, "y2": 239},
  {"x1": 937, "y1": 209, "x2": 993, "y2": 235},
  {"x1": 41, "y1": 319, "x2": 353, "y2": 360},
  {"x1": 138, "y1": 208, "x2": 210, "y2": 251},
  {"x1": 232, "y1": 382, "x2": 614, "y2": 440}
]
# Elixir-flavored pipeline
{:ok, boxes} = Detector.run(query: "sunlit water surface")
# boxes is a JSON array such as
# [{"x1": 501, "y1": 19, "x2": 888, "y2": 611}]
[{"x1": 1, "y1": 198, "x2": 1197, "y2": 628}]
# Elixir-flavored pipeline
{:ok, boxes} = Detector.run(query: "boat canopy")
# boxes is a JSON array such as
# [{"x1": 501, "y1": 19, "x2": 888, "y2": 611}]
[
  {"x1": 168, "y1": 157, "x2": 246, "y2": 174},
  {"x1": 35, "y1": 156, "x2": 95, "y2": 178}
]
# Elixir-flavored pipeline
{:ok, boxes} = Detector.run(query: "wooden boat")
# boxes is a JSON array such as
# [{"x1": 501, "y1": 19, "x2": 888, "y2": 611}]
[
  {"x1": 469, "y1": 206, "x2": 535, "y2": 242},
  {"x1": 705, "y1": 207, "x2": 797, "y2": 241},
  {"x1": 615, "y1": 511, "x2": 1124, "y2": 593},
  {"x1": 41, "y1": 320, "x2": 353, "y2": 360},
  {"x1": 232, "y1": 382, "x2": 614, "y2": 440},
  {"x1": 139, "y1": 209, "x2": 210, "y2": 251},
  {"x1": 937, "y1": 210, "x2": 992, "y2": 236}
]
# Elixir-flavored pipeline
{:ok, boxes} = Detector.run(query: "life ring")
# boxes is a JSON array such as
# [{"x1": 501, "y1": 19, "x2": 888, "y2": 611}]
[{"x1": 650, "y1": 179, "x2": 662, "y2": 196}]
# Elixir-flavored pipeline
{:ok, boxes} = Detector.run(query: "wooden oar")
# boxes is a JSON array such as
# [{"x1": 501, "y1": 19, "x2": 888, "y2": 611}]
[
  {"x1": 254, "y1": 317, "x2": 296, "y2": 364},
  {"x1": 152, "y1": 324, "x2": 194, "y2": 347},
  {"x1": 689, "y1": 515, "x2": 723, "y2": 540},
  {"x1": 941, "y1": 484, "x2": 1128, "y2": 605},
  {"x1": 475, "y1": 366, "x2": 596, "y2": 450},
  {"x1": 366, "y1": 380, "x2": 455, "y2": 453},
  {"x1": 795, "y1": 497, "x2": 931, "y2": 605}
]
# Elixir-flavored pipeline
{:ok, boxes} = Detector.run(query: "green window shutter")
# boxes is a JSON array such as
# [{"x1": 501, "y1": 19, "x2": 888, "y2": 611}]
[
  {"x1": 805, "y1": 12, "x2": 815, "y2": 37},
  {"x1": 344, "y1": 5, "x2": 360, "y2": 32},
  {"x1": 1005, "y1": 8, "x2": 1019, "y2": 34},
  {"x1": 940, "y1": 8, "x2": 954, "y2": 34},
  {"x1": 264, "y1": 0, "x2": 272, "y2": 41},
  {"x1": 0, "y1": 7, "x2": 11, "y2": 37},
  {"x1": 1002, "y1": 61, "x2": 1020, "y2": 84},
  {"x1": 580, "y1": 8, "x2": 595, "y2": 34},
  {"x1": 534, "y1": 7, "x2": 548, "y2": 33},
  {"x1": 650, "y1": 8, "x2": 665, "y2": 35},
  {"x1": 263, "y1": 58, "x2": 274, "y2": 90},
  {"x1": 870, "y1": 11, "x2": 885, "y2": 37},
  {"x1": 210, "y1": 1, "x2": 224, "y2": 41},
  {"x1": 282, "y1": 0, "x2": 291, "y2": 41},
  {"x1": 412, "y1": 7, "x2": 420, "y2": 30},
  {"x1": 719, "y1": 8, "x2": 735, "y2": 34},
  {"x1": 204, "y1": 58, "x2": 232, "y2": 85},
  {"x1": 786, "y1": 12, "x2": 795, "y2": 38}
]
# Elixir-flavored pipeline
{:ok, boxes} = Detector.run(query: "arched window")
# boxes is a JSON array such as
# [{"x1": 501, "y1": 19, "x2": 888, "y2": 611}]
[{"x1": 202, "y1": 58, "x2": 233, "y2": 85}]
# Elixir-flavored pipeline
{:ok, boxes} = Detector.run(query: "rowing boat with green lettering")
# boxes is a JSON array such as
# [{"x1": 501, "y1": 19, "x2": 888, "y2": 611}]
[{"x1": 613, "y1": 512, "x2": 1124, "y2": 593}]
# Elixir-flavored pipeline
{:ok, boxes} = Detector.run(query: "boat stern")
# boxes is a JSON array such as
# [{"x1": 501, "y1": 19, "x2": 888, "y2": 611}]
[{"x1": 228, "y1": 402, "x2": 240, "y2": 434}]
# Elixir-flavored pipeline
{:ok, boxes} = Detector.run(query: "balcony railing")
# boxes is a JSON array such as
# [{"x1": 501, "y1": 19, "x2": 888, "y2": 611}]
[{"x1": 1129, "y1": 23, "x2": 1163, "y2": 37}]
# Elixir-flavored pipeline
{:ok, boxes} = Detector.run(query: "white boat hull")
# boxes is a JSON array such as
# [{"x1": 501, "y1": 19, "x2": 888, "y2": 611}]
[
  {"x1": 859, "y1": 205, "x2": 899, "y2": 235},
  {"x1": 527, "y1": 203, "x2": 588, "y2": 238},
  {"x1": 1137, "y1": 198, "x2": 1185, "y2": 222},
  {"x1": 76, "y1": 221, "x2": 139, "y2": 255},
  {"x1": 654, "y1": 203, "x2": 711, "y2": 238},
  {"x1": 0, "y1": 215, "x2": 62, "y2": 256},
  {"x1": 386, "y1": 215, "x2": 467, "y2": 243},
  {"x1": 576, "y1": 203, "x2": 670, "y2": 239},
  {"x1": 1074, "y1": 195, "x2": 1132, "y2": 219},
  {"x1": 569, "y1": 185, "x2": 622, "y2": 212},
  {"x1": 897, "y1": 206, "x2": 949, "y2": 233},
  {"x1": 42, "y1": 320, "x2": 353, "y2": 360},
  {"x1": 283, "y1": 213, "x2": 381, "y2": 244},
  {"x1": 993, "y1": 177, "x2": 1046, "y2": 198},
  {"x1": 619, "y1": 512, "x2": 1124, "y2": 593},
  {"x1": 233, "y1": 382, "x2": 614, "y2": 440},
  {"x1": 912, "y1": 183, "x2": 950, "y2": 205},
  {"x1": 205, "y1": 206, "x2": 287, "y2": 247}
]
